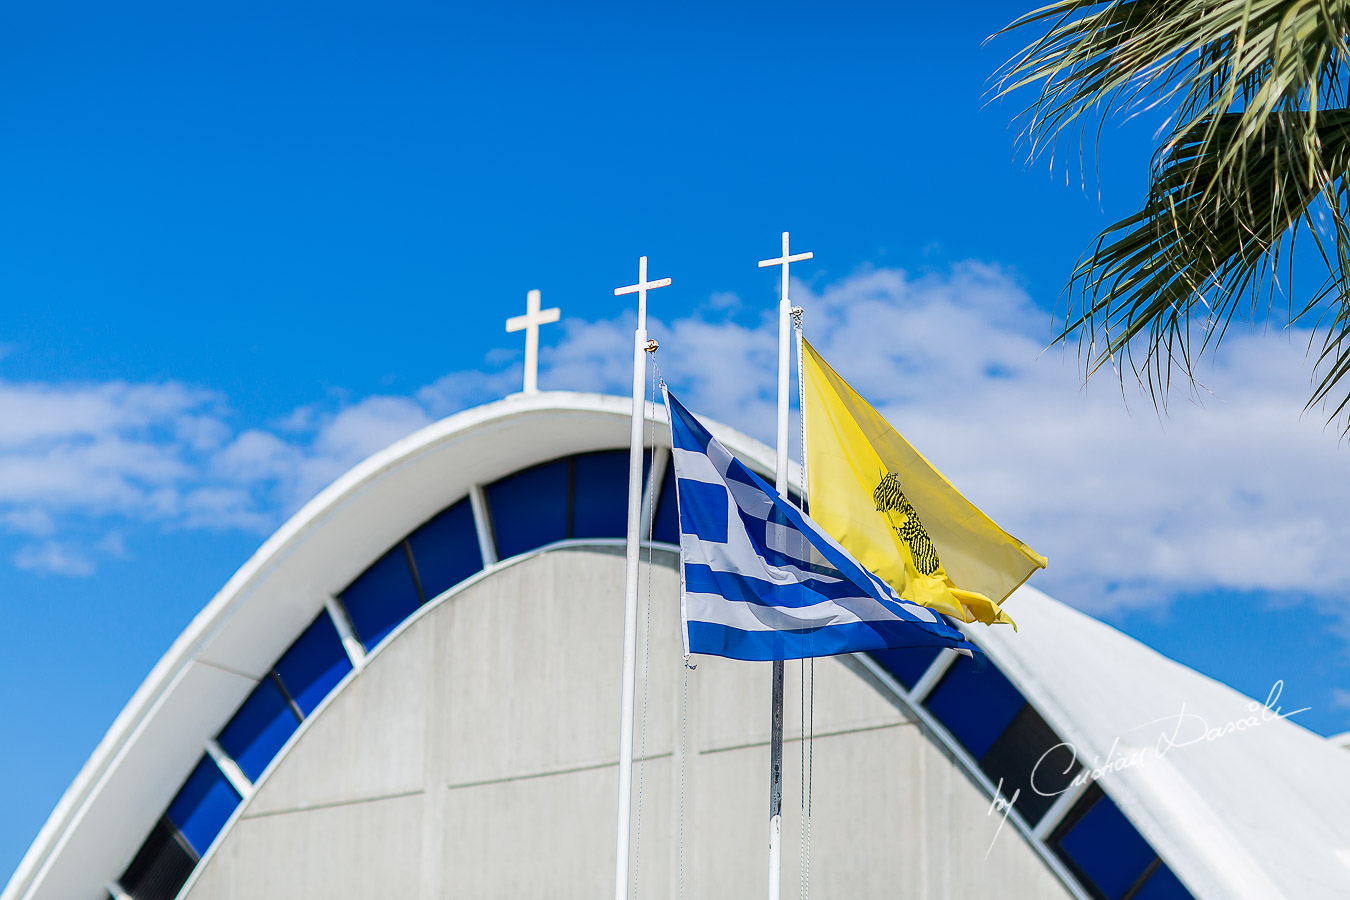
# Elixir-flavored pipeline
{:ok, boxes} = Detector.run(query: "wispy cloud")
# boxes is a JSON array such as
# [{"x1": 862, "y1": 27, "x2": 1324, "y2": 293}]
[
  {"x1": 805, "y1": 266, "x2": 1350, "y2": 614},
  {"x1": 14, "y1": 541, "x2": 97, "y2": 577},
  {"x1": 0, "y1": 356, "x2": 528, "y2": 574},
  {"x1": 0, "y1": 381, "x2": 220, "y2": 573},
  {"x1": 2, "y1": 260, "x2": 1346, "y2": 614},
  {"x1": 541, "y1": 262, "x2": 1350, "y2": 616}
]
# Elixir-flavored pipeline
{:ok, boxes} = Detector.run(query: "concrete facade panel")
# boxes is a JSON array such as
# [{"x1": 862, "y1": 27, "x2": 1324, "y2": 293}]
[
  {"x1": 247, "y1": 621, "x2": 430, "y2": 814},
  {"x1": 186, "y1": 793, "x2": 424, "y2": 900},
  {"x1": 438, "y1": 548, "x2": 681, "y2": 785},
  {"x1": 692, "y1": 652, "x2": 917, "y2": 755},
  {"x1": 183, "y1": 547, "x2": 1074, "y2": 900},
  {"x1": 434, "y1": 758, "x2": 675, "y2": 900}
]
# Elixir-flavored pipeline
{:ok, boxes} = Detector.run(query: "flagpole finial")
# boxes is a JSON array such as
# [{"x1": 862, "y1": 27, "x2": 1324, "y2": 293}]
[
  {"x1": 758, "y1": 234, "x2": 814, "y2": 306},
  {"x1": 614, "y1": 257, "x2": 673, "y2": 331},
  {"x1": 758, "y1": 234, "x2": 813, "y2": 269}
]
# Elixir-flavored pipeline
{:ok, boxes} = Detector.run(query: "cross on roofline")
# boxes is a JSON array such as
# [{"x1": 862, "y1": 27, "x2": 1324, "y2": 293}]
[{"x1": 505, "y1": 289, "x2": 560, "y2": 394}]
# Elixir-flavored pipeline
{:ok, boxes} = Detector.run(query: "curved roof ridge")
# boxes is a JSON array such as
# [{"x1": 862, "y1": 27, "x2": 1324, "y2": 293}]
[{"x1": 2, "y1": 390, "x2": 780, "y2": 900}]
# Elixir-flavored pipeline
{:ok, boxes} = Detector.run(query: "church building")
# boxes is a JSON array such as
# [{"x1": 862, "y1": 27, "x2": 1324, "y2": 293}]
[{"x1": 3, "y1": 387, "x2": 1349, "y2": 900}]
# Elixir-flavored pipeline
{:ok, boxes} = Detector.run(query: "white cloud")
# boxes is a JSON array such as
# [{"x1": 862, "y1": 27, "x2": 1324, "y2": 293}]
[
  {"x1": 704, "y1": 291, "x2": 742, "y2": 312},
  {"x1": 206, "y1": 396, "x2": 434, "y2": 520},
  {"x1": 0, "y1": 382, "x2": 217, "y2": 525},
  {"x1": 837, "y1": 281, "x2": 1350, "y2": 614},
  {"x1": 96, "y1": 530, "x2": 127, "y2": 559},
  {"x1": 14, "y1": 541, "x2": 96, "y2": 577},
  {"x1": 313, "y1": 396, "x2": 431, "y2": 462},
  {"x1": 15, "y1": 530, "x2": 125, "y2": 576},
  {"x1": 180, "y1": 486, "x2": 274, "y2": 532},
  {"x1": 0, "y1": 508, "x2": 55, "y2": 537},
  {"x1": 417, "y1": 368, "x2": 522, "y2": 416},
  {"x1": 3, "y1": 259, "x2": 1347, "y2": 609},
  {"x1": 536, "y1": 262, "x2": 1350, "y2": 616},
  {"x1": 0, "y1": 381, "x2": 221, "y2": 448},
  {"x1": 540, "y1": 310, "x2": 779, "y2": 437}
]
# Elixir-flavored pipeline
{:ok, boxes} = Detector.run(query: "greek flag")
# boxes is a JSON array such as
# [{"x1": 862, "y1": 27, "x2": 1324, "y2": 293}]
[{"x1": 664, "y1": 389, "x2": 979, "y2": 662}]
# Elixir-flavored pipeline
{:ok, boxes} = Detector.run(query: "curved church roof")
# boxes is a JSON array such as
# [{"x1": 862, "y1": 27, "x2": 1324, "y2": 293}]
[
  {"x1": 1, "y1": 391, "x2": 777, "y2": 900},
  {"x1": 4, "y1": 390, "x2": 1348, "y2": 900}
]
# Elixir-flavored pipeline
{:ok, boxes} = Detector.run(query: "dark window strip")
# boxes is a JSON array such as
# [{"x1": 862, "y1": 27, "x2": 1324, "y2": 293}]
[
  {"x1": 120, "y1": 817, "x2": 198, "y2": 900},
  {"x1": 566, "y1": 456, "x2": 576, "y2": 539}
]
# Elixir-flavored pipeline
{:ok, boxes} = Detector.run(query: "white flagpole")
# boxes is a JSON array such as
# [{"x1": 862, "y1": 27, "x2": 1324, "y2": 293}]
[
  {"x1": 613, "y1": 256, "x2": 671, "y2": 900},
  {"x1": 758, "y1": 232, "x2": 812, "y2": 900}
]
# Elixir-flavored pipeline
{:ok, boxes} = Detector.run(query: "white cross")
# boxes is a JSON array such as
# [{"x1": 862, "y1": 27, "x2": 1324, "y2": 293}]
[
  {"x1": 613, "y1": 256, "x2": 671, "y2": 333},
  {"x1": 759, "y1": 231, "x2": 813, "y2": 499},
  {"x1": 757, "y1": 230, "x2": 813, "y2": 291},
  {"x1": 505, "y1": 289, "x2": 560, "y2": 394}
]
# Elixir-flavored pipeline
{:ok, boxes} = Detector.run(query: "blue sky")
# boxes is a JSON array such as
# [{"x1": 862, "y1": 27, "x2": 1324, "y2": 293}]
[{"x1": 3, "y1": 0, "x2": 1347, "y2": 883}]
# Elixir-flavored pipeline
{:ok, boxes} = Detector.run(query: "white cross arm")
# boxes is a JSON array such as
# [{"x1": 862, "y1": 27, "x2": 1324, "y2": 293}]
[
  {"x1": 505, "y1": 307, "x2": 560, "y2": 332},
  {"x1": 614, "y1": 277, "x2": 672, "y2": 296},
  {"x1": 758, "y1": 251, "x2": 813, "y2": 267}
]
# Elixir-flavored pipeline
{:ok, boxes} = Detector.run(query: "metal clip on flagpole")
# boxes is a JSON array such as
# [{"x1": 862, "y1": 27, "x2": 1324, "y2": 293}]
[
  {"x1": 613, "y1": 256, "x2": 671, "y2": 900},
  {"x1": 758, "y1": 232, "x2": 812, "y2": 900}
]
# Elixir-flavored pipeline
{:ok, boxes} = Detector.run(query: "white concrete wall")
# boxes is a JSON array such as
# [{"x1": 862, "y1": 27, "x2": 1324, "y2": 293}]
[{"x1": 183, "y1": 547, "x2": 1074, "y2": 900}]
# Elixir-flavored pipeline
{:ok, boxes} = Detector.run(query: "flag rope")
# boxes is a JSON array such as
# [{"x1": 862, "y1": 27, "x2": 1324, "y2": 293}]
[
  {"x1": 799, "y1": 657, "x2": 807, "y2": 900},
  {"x1": 678, "y1": 657, "x2": 689, "y2": 900},
  {"x1": 799, "y1": 658, "x2": 810, "y2": 895},
  {"x1": 657, "y1": 357, "x2": 694, "y2": 900}
]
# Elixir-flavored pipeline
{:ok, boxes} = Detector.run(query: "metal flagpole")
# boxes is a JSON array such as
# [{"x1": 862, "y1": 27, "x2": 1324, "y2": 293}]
[
  {"x1": 758, "y1": 232, "x2": 812, "y2": 900},
  {"x1": 613, "y1": 256, "x2": 671, "y2": 900}
]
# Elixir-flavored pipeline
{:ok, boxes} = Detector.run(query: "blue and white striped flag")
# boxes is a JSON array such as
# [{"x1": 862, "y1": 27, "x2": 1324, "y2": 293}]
[{"x1": 664, "y1": 389, "x2": 979, "y2": 662}]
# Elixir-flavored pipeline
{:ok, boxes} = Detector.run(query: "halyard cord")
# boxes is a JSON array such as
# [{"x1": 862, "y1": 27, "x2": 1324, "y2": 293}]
[
  {"x1": 657, "y1": 358, "x2": 693, "y2": 900},
  {"x1": 806, "y1": 657, "x2": 814, "y2": 897},
  {"x1": 800, "y1": 659, "x2": 807, "y2": 900},
  {"x1": 679, "y1": 655, "x2": 690, "y2": 900}
]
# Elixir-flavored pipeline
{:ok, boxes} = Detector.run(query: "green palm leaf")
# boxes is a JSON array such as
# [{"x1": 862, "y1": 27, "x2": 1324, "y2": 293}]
[{"x1": 996, "y1": 0, "x2": 1350, "y2": 425}]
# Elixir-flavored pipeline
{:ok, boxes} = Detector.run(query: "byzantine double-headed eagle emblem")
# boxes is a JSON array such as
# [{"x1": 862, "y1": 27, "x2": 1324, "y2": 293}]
[{"x1": 873, "y1": 472, "x2": 941, "y2": 576}]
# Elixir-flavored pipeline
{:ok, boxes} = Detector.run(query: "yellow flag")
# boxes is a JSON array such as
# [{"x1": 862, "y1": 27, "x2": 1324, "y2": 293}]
[{"x1": 802, "y1": 340, "x2": 1045, "y2": 628}]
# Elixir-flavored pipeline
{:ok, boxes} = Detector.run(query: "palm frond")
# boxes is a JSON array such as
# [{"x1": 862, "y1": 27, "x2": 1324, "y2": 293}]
[
  {"x1": 1066, "y1": 110, "x2": 1350, "y2": 400},
  {"x1": 996, "y1": 0, "x2": 1350, "y2": 426}
]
